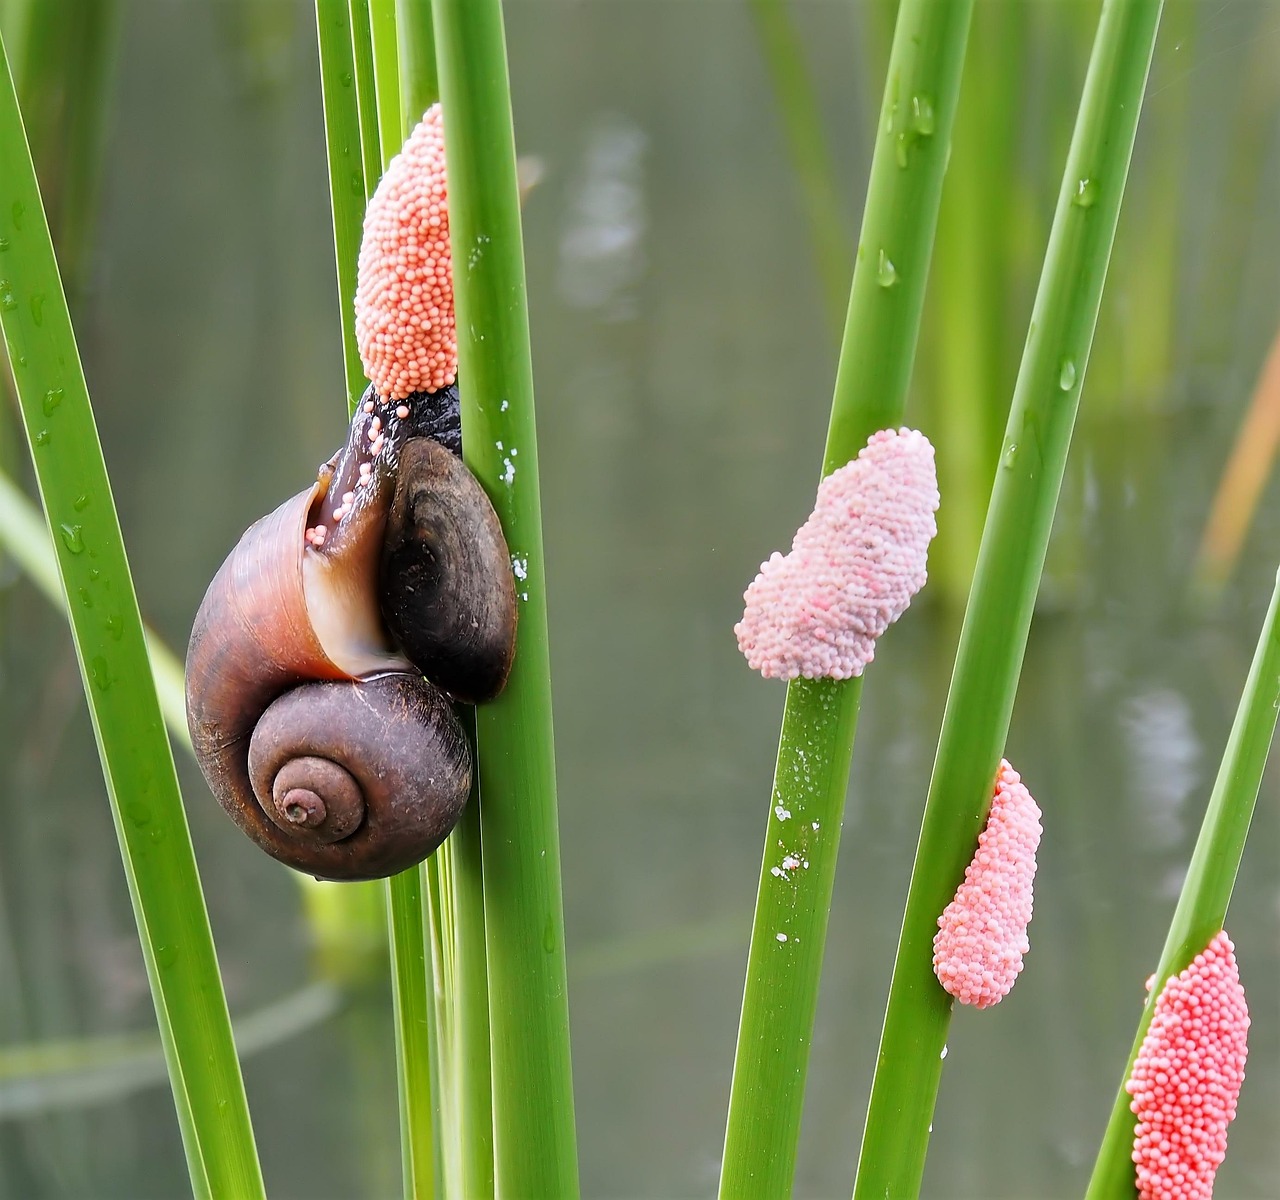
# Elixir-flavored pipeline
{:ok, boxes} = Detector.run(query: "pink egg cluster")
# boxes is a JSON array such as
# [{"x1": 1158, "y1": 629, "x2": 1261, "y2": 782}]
[
  {"x1": 355, "y1": 104, "x2": 457, "y2": 399},
  {"x1": 734, "y1": 428, "x2": 938, "y2": 680},
  {"x1": 932, "y1": 759, "x2": 1042, "y2": 1009},
  {"x1": 1126, "y1": 931, "x2": 1250, "y2": 1200}
]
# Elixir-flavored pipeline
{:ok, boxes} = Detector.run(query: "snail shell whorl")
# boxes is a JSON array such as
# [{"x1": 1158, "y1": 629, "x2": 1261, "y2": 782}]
[{"x1": 185, "y1": 466, "x2": 474, "y2": 881}]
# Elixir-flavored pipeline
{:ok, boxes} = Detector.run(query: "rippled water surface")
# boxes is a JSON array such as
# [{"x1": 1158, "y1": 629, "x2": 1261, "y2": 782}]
[{"x1": 1, "y1": 2, "x2": 1277, "y2": 1197}]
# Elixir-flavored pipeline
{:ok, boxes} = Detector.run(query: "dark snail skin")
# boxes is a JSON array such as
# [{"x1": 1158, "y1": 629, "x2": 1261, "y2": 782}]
[
  {"x1": 184, "y1": 402, "x2": 515, "y2": 881},
  {"x1": 379, "y1": 437, "x2": 518, "y2": 705}
]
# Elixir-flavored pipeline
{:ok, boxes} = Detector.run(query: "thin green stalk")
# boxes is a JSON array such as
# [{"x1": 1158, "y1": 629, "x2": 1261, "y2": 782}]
[
  {"x1": 853, "y1": 2, "x2": 1164, "y2": 1195},
  {"x1": 10, "y1": 0, "x2": 122, "y2": 302},
  {"x1": 317, "y1": 7, "x2": 439, "y2": 1194},
  {"x1": 348, "y1": 0, "x2": 382, "y2": 199},
  {"x1": 1086, "y1": 569, "x2": 1280, "y2": 1196},
  {"x1": 387, "y1": 866, "x2": 436, "y2": 1200},
  {"x1": 368, "y1": 0, "x2": 401, "y2": 163},
  {"x1": 314, "y1": 0, "x2": 368, "y2": 412},
  {"x1": 396, "y1": 0, "x2": 438, "y2": 121},
  {"x1": 0, "y1": 468, "x2": 187, "y2": 745},
  {"x1": 446, "y1": 728, "x2": 495, "y2": 1200},
  {"x1": 718, "y1": 3, "x2": 975, "y2": 1196},
  {"x1": 746, "y1": 0, "x2": 850, "y2": 331},
  {"x1": 0, "y1": 33, "x2": 263, "y2": 1200},
  {"x1": 432, "y1": 1, "x2": 579, "y2": 1195}
]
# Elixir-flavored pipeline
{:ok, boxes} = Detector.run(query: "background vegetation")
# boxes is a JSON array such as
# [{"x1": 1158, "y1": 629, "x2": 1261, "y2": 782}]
[{"x1": 0, "y1": 0, "x2": 1276, "y2": 1196}]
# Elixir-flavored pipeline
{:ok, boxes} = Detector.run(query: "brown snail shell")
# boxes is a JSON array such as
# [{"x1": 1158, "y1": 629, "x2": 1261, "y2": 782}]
[{"x1": 185, "y1": 423, "x2": 514, "y2": 882}]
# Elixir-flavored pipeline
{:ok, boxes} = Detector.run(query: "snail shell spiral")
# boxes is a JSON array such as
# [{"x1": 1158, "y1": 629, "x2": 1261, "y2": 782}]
[{"x1": 185, "y1": 409, "x2": 516, "y2": 882}]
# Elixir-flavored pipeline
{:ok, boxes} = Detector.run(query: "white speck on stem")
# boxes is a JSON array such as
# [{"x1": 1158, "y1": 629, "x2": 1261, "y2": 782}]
[
  {"x1": 776, "y1": 932, "x2": 788, "y2": 943},
  {"x1": 774, "y1": 805, "x2": 792, "y2": 821},
  {"x1": 512, "y1": 556, "x2": 529, "y2": 581}
]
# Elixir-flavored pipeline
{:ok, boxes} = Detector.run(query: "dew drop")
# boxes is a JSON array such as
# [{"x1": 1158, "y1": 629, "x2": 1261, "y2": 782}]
[
  {"x1": 106, "y1": 613, "x2": 124, "y2": 641},
  {"x1": 90, "y1": 655, "x2": 112, "y2": 691},
  {"x1": 29, "y1": 293, "x2": 44, "y2": 326},
  {"x1": 128, "y1": 802, "x2": 151, "y2": 827},
  {"x1": 77, "y1": 587, "x2": 92, "y2": 608},
  {"x1": 59, "y1": 523, "x2": 85, "y2": 554},
  {"x1": 73, "y1": 493, "x2": 89, "y2": 511},
  {"x1": 1002, "y1": 441, "x2": 1018, "y2": 469},
  {"x1": 895, "y1": 133, "x2": 910, "y2": 169},
  {"x1": 33, "y1": 430, "x2": 50, "y2": 447},
  {"x1": 0, "y1": 237, "x2": 9, "y2": 252},
  {"x1": 42, "y1": 387, "x2": 63, "y2": 416},
  {"x1": 911, "y1": 94, "x2": 935, "y2": 136},
  {"x1": 1058, "y1": 358, "x2": 1077, "y2": 391},
  {"x1": 350, "y1": 171, "x2": 363, "y2": 196},
  {"x1": 0, "y1": 280, "x2": 15, "y2": 310},
  {"x1": 11, "y1": 202, "x2": 24, "y2": 229},
  {"x1": 876, "y1": 249, "x2": 898, "y2": 288},
  {"x1": 1072, "y1": 178, "x2": 1099, "y2": 209},
  {"x1": 340, "y1": 71, "x2": 353, "y2": 87}
]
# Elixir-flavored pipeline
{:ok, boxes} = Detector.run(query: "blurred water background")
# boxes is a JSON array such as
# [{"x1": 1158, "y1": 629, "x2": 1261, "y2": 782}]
[{"x1": 0, "y1": 1, "x2": 1277, "y2": 1196}]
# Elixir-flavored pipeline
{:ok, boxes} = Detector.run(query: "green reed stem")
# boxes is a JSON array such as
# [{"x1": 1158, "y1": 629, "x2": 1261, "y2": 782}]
[
  {"x1": 432, "y1": 0, "x2": 579, "y2": 1194},
  {"x1": 315, "y1": 0, "x2": 368, "y2": 412},
  {"x1": 1086, "y1": 567, "x2": 1280, "y2": 1197},
  {"x1": 0, "y1": 33, "x2": 263, "y2": 1200},
  {"x1": 746, "y1": 0, "x2": 850, "y2": 332},
  {"x1": 9, "y1": 0, "x2": 122, "y2": 303},
  {"x1": 348, "y1": 0, "x2": 382, "y2": 199},
  {"x1": 717, "y1": 3, "x2": 975, "y2": 1196},
  {"x1": 396, "y1": 0, "x2": 438, "y2": 121},
  {"x1": 0, "y1": 468, "x2": 188, "y2": 746},
  {"x1": 853, "y1": 3, "x2": 1164, "y2": 1195},
  {"x1": 368, "y1": 0, "x2": 401, "y2": 164},
  {"x1": 320, "y1": 9, "x2": 439, "y2": 1194}
]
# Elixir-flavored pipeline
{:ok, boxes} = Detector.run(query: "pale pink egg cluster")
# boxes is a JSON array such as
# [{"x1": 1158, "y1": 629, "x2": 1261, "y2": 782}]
[
  {"x1": 355, "y1": 104, "x2": 457, "y2": 399},
  {"x1": 1126, "y1": 931, "x2": 1249, "y2": 1200},
  {"x1": 932, "y1": 759, "x2": 1042, "y2": 1009},
  {"x1": 734, "y1": 427, "x2": 938, "y2": 680}
]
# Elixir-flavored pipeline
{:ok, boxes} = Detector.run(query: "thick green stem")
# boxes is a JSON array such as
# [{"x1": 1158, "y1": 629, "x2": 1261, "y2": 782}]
[
  {"x1": 853, "y1": 2, "x2": 1164, "y2": 1195},
  {"x1": 718, "y1": 3, "x2": 975, "y2": 1196},
  {"x1": 0, "y1": 31, "x2": 263, "y2": 1200},
  {"x1": 432, "y1": 0, "x2": 579, "y2": 1194}
]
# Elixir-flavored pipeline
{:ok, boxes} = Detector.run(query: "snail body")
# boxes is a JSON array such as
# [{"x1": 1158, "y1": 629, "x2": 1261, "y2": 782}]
[{"x1": 185, "y1": 397, "x2": 516, "y2": 881}]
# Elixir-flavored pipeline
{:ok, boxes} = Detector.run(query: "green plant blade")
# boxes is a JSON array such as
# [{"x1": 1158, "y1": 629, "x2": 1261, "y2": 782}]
[
  {"x1": 386, "y1": 867, "x2": 436, "y2": 1200},
  {"x1": 853, "y1": 2, "x2": 1164, "y2": 1195},
  {"x1": 0, "y1": 467, "x2": 188, "y2": 747},
  {"x1": 0, "y1": 33, "x2": 263, "y2": 1200},
  {"x1": 396, "y1": 0, "x2": 438, "y2": 120},
  {"x1": 1085, "y1": 568, "x2": 1280, "y2": 1197},
  {"x1": 432, "y1": 0, "x2": 579, "y2": 1194},
  {"x1": 718, "y1": 3, "x2": 975, "y2": 1196},
  {"x1": 334, "y1": 13, "x2": 441, "y2": 1195},
  {"x1": 348, "y1": 0, "x2": 382, "y2": 199},
  {"x1": 368, "y1": 0, "x2": 400, "y2": 163},
  {"x1": 314, "y1": 0, "x2": 368, "y2": 413}
]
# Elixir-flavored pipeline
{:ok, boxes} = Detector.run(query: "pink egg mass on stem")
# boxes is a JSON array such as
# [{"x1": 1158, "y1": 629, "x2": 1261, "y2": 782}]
[
  {"x1": 355, "y1": 103, "x2": 457, "y2": 400},
  {"x1": 1125, "y1": 930, "x2": 1249, "y2": 1200},
  {"x1": 733, "y1": 427, "x2": 939, "y2": 680},
  {"x1": 932, "y1": 759, "x2": 1042, "y2": 1009}
]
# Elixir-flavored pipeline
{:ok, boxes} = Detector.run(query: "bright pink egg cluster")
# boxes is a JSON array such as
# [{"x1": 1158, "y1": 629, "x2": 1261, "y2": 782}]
[
  {"x1": 734, "y1": 428, "x2": 938, "y2": 680},
  {"x1": 932, "y1": 759, "x2": 1042, "y2": 1008},
  {"x1": 1126, "y1": 930, "x2": 1249, "y2": 1200},
  {"x1": 355, "y1": 104, "x2": 457, "y2": 399}
]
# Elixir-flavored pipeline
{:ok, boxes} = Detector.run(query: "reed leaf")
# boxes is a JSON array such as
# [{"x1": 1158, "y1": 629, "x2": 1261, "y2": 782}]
[
  {"x1": 853, "y1": 2, "x2": 1164, "y2": 1195},
  {"x1": 718, "y1": 2, "x2": 975, "y2": 1195},
  {"x1": 314, "y1": 0, "x2": 368, "y2": 412},
  {"x1": 1085, "y1": 568, "x2": 1280, "y2": 1196},
  {"x1": 0, "y1": 34, "x2": 263, "y2": 1200},
  {"x1": 432, "y1": 0, "x2": 580, "y2": 1194}
]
